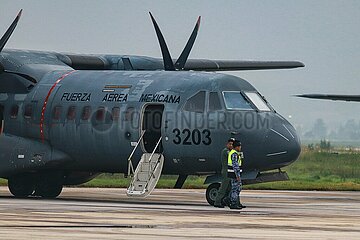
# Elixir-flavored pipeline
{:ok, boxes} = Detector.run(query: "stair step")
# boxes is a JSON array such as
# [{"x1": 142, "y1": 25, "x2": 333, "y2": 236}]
[
  {"x1": 137, "y1": 172, "x2": 150, "y2": 182},
  {"x1": 127, "y1": 152, "x2": 164, "y2": 198},
  {"x1": 141, "y1": 163, "x2": 150, "y2": 172},
  {"x1": 133, "y1": 181, "x2": 147, "y2": 191}
]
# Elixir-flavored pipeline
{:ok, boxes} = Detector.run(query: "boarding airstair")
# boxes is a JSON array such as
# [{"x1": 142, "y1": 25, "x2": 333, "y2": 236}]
[{"x1": 127, "y1": 131, "x2": 164, "y2": 197}]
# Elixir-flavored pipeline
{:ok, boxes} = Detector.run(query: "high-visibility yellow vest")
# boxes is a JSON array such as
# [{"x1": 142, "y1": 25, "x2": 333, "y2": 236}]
[{"x1": 228, "y1": 149, "x2": 242, "y2": 167}]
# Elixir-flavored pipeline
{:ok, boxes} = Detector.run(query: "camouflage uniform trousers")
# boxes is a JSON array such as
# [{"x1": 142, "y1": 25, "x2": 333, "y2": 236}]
[{"x1": 230, "y1": 178, "x2": 242, "y2": 206}]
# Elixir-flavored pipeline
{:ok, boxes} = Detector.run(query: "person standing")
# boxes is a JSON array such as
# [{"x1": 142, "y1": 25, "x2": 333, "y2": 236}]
[
  {"x1": 227, "y1": 140, "x2": 244, "y2": 209},
  {"x1": 214, "y1": 138, "x2": 235, "y2": 208}
]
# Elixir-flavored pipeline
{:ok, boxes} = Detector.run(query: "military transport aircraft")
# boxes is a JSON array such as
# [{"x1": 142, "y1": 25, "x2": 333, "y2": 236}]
[{"x1": 0, "y1": 10, "x2": 303, "y2": 205}]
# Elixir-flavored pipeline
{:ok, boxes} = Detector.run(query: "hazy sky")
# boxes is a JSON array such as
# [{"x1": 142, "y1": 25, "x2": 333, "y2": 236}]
[{"x1": 1, "y1": 0, "x2": 360, "y2": 130}]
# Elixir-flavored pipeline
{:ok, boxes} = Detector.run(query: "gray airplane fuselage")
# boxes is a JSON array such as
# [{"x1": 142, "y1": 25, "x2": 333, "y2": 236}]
[
  {"x1": 0, "y1": 11, "x2": 304, "y2": 200},
  {"x1": 0, "y1": 66, "x2": 301, "y2": 179}
]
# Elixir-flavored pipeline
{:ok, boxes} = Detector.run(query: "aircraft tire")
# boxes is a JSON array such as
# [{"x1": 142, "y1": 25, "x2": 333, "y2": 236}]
[
  {"x1": 35, "y1": 180, "x2": 63, "y2": 199},
  {"x1": 206, "y1": 182, "x2": 220, "y2": 206},
  {"x1": 8, "y1": 175, "x2": 34, "y2": 198},
  {"x1": 35, "y1": 173, "x2": 63, "y2": 198}
]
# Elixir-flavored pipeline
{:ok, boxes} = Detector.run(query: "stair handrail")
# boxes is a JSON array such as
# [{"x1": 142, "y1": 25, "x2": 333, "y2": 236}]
[
  {"x1": 145, "y1": 136, "x2": 163, "y2": 187},
  {"x1": 148, "y1": 136, "x2": 162, "y2": 166},
  {"x1": 127, "y1": 130, "x2": 146, "y2": 177}
]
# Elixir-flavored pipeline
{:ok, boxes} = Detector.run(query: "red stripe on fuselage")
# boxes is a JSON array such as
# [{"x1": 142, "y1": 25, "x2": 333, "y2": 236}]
[{"x1": 40, "y1": 70, "x2": 76, "y2": 142}]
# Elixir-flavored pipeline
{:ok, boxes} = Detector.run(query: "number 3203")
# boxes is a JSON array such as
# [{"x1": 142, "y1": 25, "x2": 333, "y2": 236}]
[{"x1": 172, "y1": 128, "x2": 212, "y2": 145}]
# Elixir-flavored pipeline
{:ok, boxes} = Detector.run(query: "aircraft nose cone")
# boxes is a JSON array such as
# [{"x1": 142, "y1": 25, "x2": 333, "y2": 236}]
[
  {"x1": 287, "y1": 128, "x2": 301, "y2": 162},
  {"x1": 264, "y1": 121, "x2": 301, "y2": 168}
]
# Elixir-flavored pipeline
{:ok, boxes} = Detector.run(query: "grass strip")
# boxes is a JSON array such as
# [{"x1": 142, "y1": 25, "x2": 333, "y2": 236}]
[{"x1": 0, "y1": 148, "x2": 359, "y2": 191}]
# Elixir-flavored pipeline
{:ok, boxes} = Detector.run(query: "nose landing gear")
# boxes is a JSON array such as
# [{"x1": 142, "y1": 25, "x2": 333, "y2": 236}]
[{"x1": 205, "y1": 182, "x2": 220, "y2": 206}]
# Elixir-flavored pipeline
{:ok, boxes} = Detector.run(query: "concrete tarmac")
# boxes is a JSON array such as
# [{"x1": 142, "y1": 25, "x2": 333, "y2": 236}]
[{"x1": 0, "y1": 187, "x2": 359, "y2": 239}]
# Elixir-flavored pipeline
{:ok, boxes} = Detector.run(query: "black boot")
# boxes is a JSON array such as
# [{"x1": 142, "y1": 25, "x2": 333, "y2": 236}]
[
  {"x1": 238, "y1": 203, "x2": 246, "y2": 208},
  {"x1": 229, "y1": 204, "x2": 242, "y2": 210}
]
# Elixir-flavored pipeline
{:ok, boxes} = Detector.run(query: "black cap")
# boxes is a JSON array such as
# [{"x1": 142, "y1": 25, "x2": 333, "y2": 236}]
[
  {"x1": 233, "y1": 141, "x2": 241, "y2": 147},
  {"x1": 228, "y1": 138, "x2": 236, "y2": 143}
]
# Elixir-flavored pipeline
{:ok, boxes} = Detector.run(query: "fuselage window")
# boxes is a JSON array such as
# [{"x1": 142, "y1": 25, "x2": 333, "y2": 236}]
[
  {"x1": 52, "y1": 106, "x2": 62, "y2": 120},
  {"x1": 81, "y1": 106, "x2": 92, "y2": 120},
  {"x1": 67, "y1": 106, "x2": 76, "y2": 120},
  {"x1": 244, "y1": 92, "x2": 271, "y2": 112},
  {"x1": 10, "y1": 105, "x2": 19, "y2": 119},
  {"x1": 209, "y1": 92, "x2": 222, "y2": 111},
  {"x1": 222, "y1": 91, "x2": 254, "y2": 110},
  {"x1": 184, "y1": 91, "x2": 206, "y2": 113},
  {"x1": 125, "y1": 107, "x2": 135, "y2": 121},
  {"x1": 24, "y1": 104, "x2": 33, "y2": 119},
  {"x1": 105, "y1": 109, "x2": 112, "y2": 124},
  {"x1": 96, "y1": 107, "x2": 105, "y2": 122},
  {"x1": 112, "y1": 107, "x2": 120, "y2": 121}
]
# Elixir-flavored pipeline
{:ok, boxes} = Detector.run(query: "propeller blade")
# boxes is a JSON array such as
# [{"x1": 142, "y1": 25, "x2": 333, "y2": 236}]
[
  {"x1": 149, "y1": 12, "x2": 175, "y2": 71},
  {"x1": 175, "y1": 16, "x2": 201, "y2": 70},
  {"x1": 0, "y1": 9, "x2": 22, "y2": 52}
]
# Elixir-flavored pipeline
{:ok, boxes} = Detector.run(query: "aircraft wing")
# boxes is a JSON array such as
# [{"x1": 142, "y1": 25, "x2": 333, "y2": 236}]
[
  {"x1": 60, "y1": 54, "x2": 305, "y2": 71},
  {"x1": 183, "y1": 59, "x2": 304, "y2": 71},
  {"x1": 296, "y1": 94, "x2": 360, "y2": 102}
]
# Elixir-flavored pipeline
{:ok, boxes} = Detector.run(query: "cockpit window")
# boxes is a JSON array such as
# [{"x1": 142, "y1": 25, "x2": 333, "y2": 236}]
[
  {"x1": 222, "y1": 91, "x2": 254, "y2": 110},
  {"x1": 244, "y1": 92, "x2": 271, "y2": 111},
  {"x1": 209, "y1": 92, "x2": 222, "y2": 111},
  {"x1": 184, "y1": 91, "x2": 206, "y2": 113}
]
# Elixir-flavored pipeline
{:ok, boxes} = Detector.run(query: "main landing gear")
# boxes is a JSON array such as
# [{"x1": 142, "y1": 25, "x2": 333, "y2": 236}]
[
  {"x1": 7, "y1": 174, "x2": 34, "y2": 198},
  {"x1": 8, "y1": 172, "x2": 64, "y2": 198}
]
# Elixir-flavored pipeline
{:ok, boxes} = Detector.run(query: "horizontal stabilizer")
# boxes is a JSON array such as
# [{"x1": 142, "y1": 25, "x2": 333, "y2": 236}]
[
  {"x1": 183, "y1": 59, "x2": 304, "y2": 71},
  {"x1": 296, "y1": 94, "x2": 360, "y2": 102}
]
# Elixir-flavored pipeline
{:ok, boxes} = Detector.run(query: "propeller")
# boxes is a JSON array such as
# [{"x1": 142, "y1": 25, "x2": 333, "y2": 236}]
[
  {"x1": 149, "y1": 12, "x2": 201, "y2": 71},
  {"x1": 0, "y1": 9, "x2": 22, "y2": 52},
  {"x1": 0, "y1": 9, "x2": 37, "y2": 84},
  {"x1": 175, "y1": 16, "x2": 201, "y2": 70}
]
